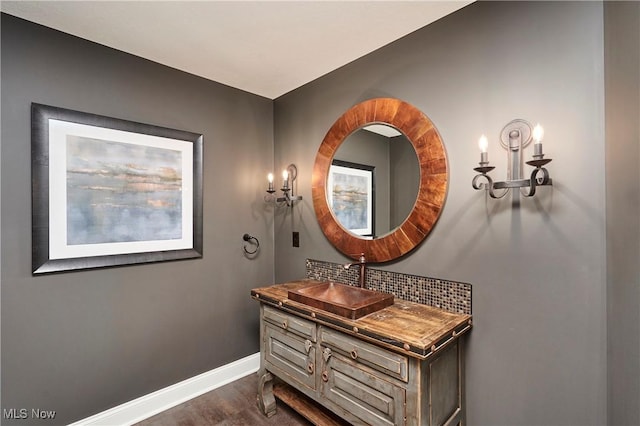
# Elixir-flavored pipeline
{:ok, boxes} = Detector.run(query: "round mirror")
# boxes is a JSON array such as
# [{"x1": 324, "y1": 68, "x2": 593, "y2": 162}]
[
  {"x1": 312, "y1": 98, "x2": 448, "y2": 263},
  {"x1": 330, "y1": 125, "x2": 419, "y2": 237}
]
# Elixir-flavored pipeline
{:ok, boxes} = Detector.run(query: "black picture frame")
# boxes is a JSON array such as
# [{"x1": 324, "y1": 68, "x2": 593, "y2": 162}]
[
  {"x1": 31, "y1": 103, "x2": 203, "y2": 274},
  {"x1": 329, "y1": 159, "x2": 376, "y2": 237}
]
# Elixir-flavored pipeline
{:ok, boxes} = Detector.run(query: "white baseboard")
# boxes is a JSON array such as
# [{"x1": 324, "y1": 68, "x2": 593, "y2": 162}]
[{"x1": 69, "y1": 352, "x2": 260, "y2": 426}]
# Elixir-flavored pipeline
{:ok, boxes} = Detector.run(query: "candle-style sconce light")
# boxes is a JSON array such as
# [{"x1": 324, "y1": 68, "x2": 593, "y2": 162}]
[
  {"x1": 472, "y1": 119, "x2": 552, "y2": 198},
  {"x1": 264, "y1": 163, "x2": 302, "y2": 207}
]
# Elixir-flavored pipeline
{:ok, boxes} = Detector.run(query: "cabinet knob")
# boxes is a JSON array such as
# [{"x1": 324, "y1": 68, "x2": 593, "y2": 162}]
[
  {"x1": 305, "y1": 339, "x2": 312, "y2": 353},
  {"x1": 350, "y1": 349, "x2": 358, "y2": 360},
  {"x1": 321, "y1": 371, "x2": 329, "y2": 382},
  {"x1": 281, "y1": 320, "x2": 288, "y2": 329},
  {"x1": 307, "y1": 362, "x2": 314, "y2": 374}
]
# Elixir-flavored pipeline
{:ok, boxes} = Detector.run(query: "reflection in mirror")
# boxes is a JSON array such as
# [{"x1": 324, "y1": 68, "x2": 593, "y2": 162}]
[{"x1": 330, "y1": 125, "x2": 419, "y2": 238}]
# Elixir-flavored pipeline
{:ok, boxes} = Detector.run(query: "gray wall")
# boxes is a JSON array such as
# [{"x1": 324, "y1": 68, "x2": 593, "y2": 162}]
[
  {"x1": 1, "y1": 15, "x2": 274, "y2": 425},
  {"x1": 605, "y1": 2, "x2": 640, "y2": 425},
  {"x1": 274, "y1": 2, "x2": 607, "y2": 425}
]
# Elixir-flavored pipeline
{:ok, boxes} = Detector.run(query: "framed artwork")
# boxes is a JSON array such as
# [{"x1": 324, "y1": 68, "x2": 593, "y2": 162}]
[
  {"x1": 328, "y1": 159, "x2": 375, "y2": 237},
  {"x1": 31, "y1": 103, "x2": 203, "y2": 274}
]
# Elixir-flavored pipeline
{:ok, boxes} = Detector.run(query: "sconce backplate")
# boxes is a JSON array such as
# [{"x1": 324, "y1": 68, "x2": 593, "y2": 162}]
[{"x1": 499, "y1": 119, "x2": 532, "y2": 150}]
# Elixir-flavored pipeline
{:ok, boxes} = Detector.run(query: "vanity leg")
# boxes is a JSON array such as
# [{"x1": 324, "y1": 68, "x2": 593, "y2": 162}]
[{"x1": 257, "y1": 371, "x2": 277, "y2": 417}]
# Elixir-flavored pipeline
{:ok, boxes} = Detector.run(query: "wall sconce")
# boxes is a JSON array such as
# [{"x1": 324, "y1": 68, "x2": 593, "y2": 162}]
[
  {"x1": 264, "y1": 163, "x2": 303, "y2": 207},
  {"x1": 472, "y1": 119, "x2": 552, "y2": 198}
]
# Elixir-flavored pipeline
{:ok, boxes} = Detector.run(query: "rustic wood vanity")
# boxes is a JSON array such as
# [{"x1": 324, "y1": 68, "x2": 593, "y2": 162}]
[{"x1": 251, "y1": 280, "x2": 472, "y2": 426}]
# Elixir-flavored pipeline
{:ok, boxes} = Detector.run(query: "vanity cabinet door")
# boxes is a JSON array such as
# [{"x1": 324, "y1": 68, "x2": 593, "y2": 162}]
[
  {"x1": 320, "y1": 352, "x2": 405, "y2": 426},
  {"x1": 264, "y1": 324, "x2": 316, "y2": 390}
]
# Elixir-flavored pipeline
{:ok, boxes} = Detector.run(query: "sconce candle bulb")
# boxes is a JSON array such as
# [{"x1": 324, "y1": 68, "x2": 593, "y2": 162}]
[
  {"x1": 282, "y1": 169, "x2": 289, "y2": 189},
  {"x1": 267, "y1": 173, "x2": 274, "y2": 193},
  {"x1": 472, "y1": 119, "x2": 552, "y2": 198},
  {"x1": 532, "y1": 123, "x2": 544, "y2": 158},
  {"x1": 478, "y1": 134, "x2": 489, "y2": 164}
]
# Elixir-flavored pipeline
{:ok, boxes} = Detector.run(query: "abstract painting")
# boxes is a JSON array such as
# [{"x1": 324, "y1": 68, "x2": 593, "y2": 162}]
[
  {"x1": 32, "y1": 103, "x2": 203, "y2": 274},
  {"x1": 328, "y1": 160, "x2": 374, "y2": 236}
]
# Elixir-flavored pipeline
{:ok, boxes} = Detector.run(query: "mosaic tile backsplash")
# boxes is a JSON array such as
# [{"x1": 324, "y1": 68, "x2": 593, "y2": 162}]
[{"x1": 306, "y1": 259, "x2": 472, "y2": 315}]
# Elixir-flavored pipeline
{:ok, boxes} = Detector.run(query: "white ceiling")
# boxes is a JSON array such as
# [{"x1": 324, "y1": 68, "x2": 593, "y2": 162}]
[{"x1": 1, "y1": 1, "x2": 472, "y2": 99}]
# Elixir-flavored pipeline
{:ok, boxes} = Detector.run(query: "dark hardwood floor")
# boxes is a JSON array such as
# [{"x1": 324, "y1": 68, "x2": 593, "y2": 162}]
[{"x1": 135, "y1": 373, "x2": 311, "y2": 426}]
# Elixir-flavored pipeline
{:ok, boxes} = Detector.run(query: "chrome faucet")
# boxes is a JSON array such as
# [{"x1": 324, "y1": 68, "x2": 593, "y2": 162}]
[{"x1": 344, "y1": 253, "x2": 368, "y2": 288}]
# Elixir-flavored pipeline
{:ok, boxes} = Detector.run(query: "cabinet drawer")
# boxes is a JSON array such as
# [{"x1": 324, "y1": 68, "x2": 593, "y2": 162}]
[
  {"x1": 320, "y1": 327, "x2": 408, "y2": 382},
  {"x1": 264, "y1": 324, "x2": 316, "y2": 390},
  {"x1": 264, "y1": 305, "x2": 316, "y2": 341},
  {"x1": 321, "y1": 353, "x2": 405, "y2": 426}
]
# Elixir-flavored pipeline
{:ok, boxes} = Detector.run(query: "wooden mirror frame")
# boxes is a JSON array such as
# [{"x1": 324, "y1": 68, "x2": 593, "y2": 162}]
[{"x1": 312, "y1": 98, "x2": 448, "y2": 263}]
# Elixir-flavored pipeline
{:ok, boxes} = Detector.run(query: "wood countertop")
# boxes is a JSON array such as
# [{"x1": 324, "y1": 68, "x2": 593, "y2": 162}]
[{"x1": 252, "y1": 279, "x2": 472, "y2": 360}]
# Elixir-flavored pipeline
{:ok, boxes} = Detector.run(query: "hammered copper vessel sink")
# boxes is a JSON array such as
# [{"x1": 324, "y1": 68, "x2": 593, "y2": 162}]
[{"x1": 287, "y1": 281, "x2": 394, "y2": 320}]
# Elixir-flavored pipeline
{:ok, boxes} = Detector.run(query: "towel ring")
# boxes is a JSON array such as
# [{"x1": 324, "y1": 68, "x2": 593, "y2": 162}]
[{"x1": 242, "y1": 234, "x2": 260, "y2": 255}]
